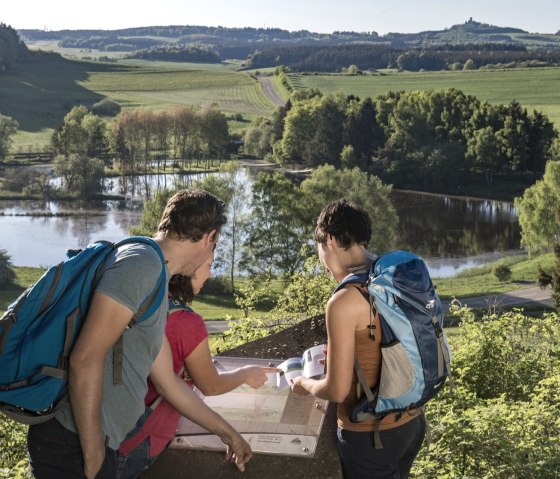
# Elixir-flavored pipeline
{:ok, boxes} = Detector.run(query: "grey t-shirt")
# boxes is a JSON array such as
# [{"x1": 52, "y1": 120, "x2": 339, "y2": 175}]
[{"x1": 56, "y1": 242, "x2": 170, "y2": 449}]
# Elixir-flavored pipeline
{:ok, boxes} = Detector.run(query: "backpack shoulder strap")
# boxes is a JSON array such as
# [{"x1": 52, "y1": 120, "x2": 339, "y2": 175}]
[
  {"x1": 333, "y1": 272, "x2": 369, "y2": 294},
  {"x1": 148, "y1": 299, "x2": 194, "y2": 411},
  {"x1": 168, "y1": 298, "x2": 194, "y2": 316}
]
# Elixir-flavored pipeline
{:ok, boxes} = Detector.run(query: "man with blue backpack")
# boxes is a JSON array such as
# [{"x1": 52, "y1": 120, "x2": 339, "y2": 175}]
[
  {"x1": 15, "y1": 189, "x2": 253, "y2": 478},
  {"x1": 291, "y1": 199, "x2": 450, "y2": 479}
]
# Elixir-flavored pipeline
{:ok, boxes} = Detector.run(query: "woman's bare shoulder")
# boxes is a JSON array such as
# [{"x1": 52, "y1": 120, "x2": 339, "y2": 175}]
[{"x1": 327, "y1": 285, "x2": 371, "y2": 326}]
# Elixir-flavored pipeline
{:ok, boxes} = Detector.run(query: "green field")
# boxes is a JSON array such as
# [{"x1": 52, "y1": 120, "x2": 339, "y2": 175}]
[
  {"x1": 4, "y1": 50, "x2": 560, "y2": 151},
  {"x1": 294, "y1": 67, "x2": 560, "y2": 127},
  {"x1": 1, "y1": 55, "x2": 278, "y2": 150}
]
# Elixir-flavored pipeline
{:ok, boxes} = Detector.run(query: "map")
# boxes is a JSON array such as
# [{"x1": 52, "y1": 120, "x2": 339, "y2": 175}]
[{"x1": 170, "y1": 356, "x2": 329, "y2": 457}]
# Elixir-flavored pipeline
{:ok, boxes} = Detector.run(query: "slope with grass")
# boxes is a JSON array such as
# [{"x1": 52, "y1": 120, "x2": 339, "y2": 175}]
[{"x1": 0, "y1": 56, "x2": 278, "y2": 150}]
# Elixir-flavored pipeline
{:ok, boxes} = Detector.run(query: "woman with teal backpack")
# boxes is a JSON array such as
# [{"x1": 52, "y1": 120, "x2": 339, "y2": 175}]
[
  {"x1": 290, "y1": 199, "x2": 426, "y2": 479},
  {"x1": 117, "y1": 252, "x2": 277, "y2": 478}
]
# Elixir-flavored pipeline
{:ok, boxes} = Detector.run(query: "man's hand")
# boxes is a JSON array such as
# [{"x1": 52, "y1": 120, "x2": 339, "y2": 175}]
[
  {"x1": 83, "y1": 442, "x2": 105, "y2": 479},
  {"x1": 151, "y1": 338, "x2": 254, "y2": 472},
  {"x1": 222, "y1": 432, "x2": 253, "y2": 472}
]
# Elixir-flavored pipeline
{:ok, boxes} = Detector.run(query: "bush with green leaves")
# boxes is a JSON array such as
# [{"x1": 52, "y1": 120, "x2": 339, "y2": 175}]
[
  {"x1": 0, "y1": 416, "x2": 31, "y2": 478},
  {"x1": 220, "y1": 256, "x2": 335, "y2": 349},
  {"x1": 411, "y1": 305, "x2": 560, "y2": 478},
  {"x1": 538, "y1": 242, "x2": 560, "y2": 309},
  {"x1": 91, "y1": 98, "x2": 121, "y2": 117},
  {"x1": 0, "y1": 248, "x2": 16, "y2": 288},
  {"x1": 494, "y1": 263, "x2": 512, "y2": 282}
]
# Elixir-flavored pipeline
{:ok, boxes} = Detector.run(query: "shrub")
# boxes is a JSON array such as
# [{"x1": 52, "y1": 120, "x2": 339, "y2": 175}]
[
  {"x1": 0, "y1": 248, "x2": 16, "y2": 287},
  {"x1": 91, "y1": 98, "x2": 121, "y2": 116},
  {"x1": 494, "y1": 264, "x2": 512, "y2": 282},
  {"x1": 0, "y1": 416, "x2": 30, "y2": 478},
  {"x1": 411, "y1": 307, "x2": 560, "y2": 478},
  {"x1": 1, "y1": 168, "x2": 40, "y2": 193},
  {"x1": 198, "y1": 275, "x2": 231, "y2": 294}
]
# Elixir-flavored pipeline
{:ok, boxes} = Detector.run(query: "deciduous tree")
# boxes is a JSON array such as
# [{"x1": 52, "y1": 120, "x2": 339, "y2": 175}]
[
  {"x1": 515, "y1": 160, "x2": 560, "y2": 253},
  {"x1": 0, "y1": 114, "x2": 18, "y2": 159}
]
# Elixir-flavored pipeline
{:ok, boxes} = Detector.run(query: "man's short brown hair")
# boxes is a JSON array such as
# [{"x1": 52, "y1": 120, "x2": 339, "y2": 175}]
[
  {"x1": 158, "y1": 189, "x2": 226, "y2": 241},
  {"x1": 314, "y1": 199, "x2": 371, "y2": 250}
]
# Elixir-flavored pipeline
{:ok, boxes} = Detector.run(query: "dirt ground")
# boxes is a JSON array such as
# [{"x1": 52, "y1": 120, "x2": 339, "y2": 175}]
[{"x1": 141, "y1": 315, "x2": 343, "y2": 479}]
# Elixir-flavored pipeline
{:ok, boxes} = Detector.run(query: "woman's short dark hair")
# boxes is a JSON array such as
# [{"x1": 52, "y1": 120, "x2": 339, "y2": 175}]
[
  {"x1": 313, "y1": 199, "x2": 371, "y2": 249},
  {"x1": 168, "y1": 274, "x2": 194, "y2": 303}
]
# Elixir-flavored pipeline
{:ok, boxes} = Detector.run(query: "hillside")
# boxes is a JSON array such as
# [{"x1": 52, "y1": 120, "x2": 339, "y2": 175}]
[{"x1": 18, "y1": 19, "x2": 560, "y2": 61}]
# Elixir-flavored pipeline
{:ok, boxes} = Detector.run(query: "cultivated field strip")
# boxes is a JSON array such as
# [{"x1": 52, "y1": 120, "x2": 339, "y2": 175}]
[{"x1": 80, "y1": 66, "x2": 275, "y2": 115}]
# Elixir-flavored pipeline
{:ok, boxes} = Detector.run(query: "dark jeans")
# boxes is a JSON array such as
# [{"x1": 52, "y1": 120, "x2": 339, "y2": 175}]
[
  {"x1": 117, "y1": 438, "x2": 157, "y2": 479},
  {"x1": 28, "y1": 418, "x2": 118, "y2": 479},
  {"x1": 337, "y1": 414, "x2": 426, "y2": 479}
]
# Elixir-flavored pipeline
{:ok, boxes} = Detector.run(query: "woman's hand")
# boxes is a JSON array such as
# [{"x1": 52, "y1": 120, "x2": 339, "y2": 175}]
[
  {"x1": 241, "y1": 365, "x2": 281, "y2": 389},
  {"x1": 290, "y1": 376, "x2": 311, "y2": 396},
  {"x1": 222, "y1": 431, "x2": 253, "y2": 472}
]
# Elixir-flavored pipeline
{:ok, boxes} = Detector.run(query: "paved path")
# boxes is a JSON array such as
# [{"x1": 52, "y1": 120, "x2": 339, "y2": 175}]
[
  {"x1": 258, "y1": 76, "x2": 286, "y2": 107},
  {"x1": 446, "y1": 286, "x2": 553, "y2": 311},
  {"x1": 206, "y1": 286, "x2": 554, "y2": 334}
]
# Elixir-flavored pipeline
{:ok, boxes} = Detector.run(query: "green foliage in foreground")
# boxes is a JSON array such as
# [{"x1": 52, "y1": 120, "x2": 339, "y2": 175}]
[
  {"x1": 411, "y1": 306, "x2": 560, "y2": 478},
  {"x1": 1, "y1": 252, "x2": 559, "y2": 476},
  {"x1": 0, "y1": 419, "x2": 30, "y2": 478}
]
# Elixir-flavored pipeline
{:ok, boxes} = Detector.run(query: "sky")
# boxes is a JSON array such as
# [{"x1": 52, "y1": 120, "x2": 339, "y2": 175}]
[{"x1": 3, "y1": 0, "x2": 559, "y2": 35}]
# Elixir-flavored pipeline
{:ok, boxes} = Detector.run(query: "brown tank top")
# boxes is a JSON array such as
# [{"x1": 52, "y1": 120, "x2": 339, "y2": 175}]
[{"x1": 337, "y1": 312, "x2": 422, "y2": 431}]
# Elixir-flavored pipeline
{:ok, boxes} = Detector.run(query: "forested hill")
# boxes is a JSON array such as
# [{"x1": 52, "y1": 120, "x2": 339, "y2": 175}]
[
  {"x1": 18, "y1": 19, "x2": 560, "y2": 55},
  {"x1": 14, "y1": 19, "x2": 560, "y2": 70},
  {"x1": 0, "y1": 23, "x2": 31, "y2": 72}
]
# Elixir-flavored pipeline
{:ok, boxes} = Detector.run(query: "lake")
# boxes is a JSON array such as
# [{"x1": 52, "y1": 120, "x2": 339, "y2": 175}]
[{"x1": 0, "y1": 173, "x2": 521, "y2": 277}]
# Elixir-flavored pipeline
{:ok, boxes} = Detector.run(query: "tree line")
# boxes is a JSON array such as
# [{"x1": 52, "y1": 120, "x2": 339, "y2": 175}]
[
  {"x1": 125, "y1": 44, "x2": 220, "y2": 62},
  {"x1": 245, "y1": 43, "x2": 560, "y2": 72},
  {"x1": 0, "y1": 23, "x2": 29, "y2": 73},
  {"x1": 244, "y1": 88, "x2": 558, "y2": 191},
  {"x1": 1, "y1": 103, "x2": 231, "y2": 199}
]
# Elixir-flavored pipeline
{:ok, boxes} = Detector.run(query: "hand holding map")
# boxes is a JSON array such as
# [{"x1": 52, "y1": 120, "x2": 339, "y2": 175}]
[{"x1": 276, "y1": 344, "x2": 326, "y2": 390}]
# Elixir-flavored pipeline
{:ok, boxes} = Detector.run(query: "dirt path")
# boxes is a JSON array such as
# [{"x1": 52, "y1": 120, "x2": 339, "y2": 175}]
[{"x1": 258, "y1": 76, "x2": 286, "y2": 107}]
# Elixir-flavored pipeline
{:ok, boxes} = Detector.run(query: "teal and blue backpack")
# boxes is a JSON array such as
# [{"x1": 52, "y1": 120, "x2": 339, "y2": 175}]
[
  {"x1": 334, "y1": 250, "x2": 451, "y2": 447},
  {"x1": 0, "y1": 236, "x2": 167, "y2": 424}
]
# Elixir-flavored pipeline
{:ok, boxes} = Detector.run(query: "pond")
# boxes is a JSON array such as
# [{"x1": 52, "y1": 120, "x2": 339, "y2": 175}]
[{"x1": 0, "y1": 173, "x2": 521, "y2": 277}]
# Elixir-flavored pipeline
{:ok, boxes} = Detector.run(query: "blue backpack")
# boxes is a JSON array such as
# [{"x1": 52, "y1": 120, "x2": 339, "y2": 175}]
[
  {"x1": 0, "y1": 236, "x2": 167, "y2": 424},
  {"x1": 334, "y1": 250, "x2": 451, "y2": 447}
]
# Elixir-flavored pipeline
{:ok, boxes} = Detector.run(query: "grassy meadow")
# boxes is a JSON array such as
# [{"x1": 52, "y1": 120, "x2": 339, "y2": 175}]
[
  {"x1": 1, "y1": 55, "x2": 277, "y2": 150},
  {"x1": 293, "y1": 67, "x2": 560, "y2": 127},
  {"x1": 5, "y1": 42, "x2": 560, "y2": 152}
]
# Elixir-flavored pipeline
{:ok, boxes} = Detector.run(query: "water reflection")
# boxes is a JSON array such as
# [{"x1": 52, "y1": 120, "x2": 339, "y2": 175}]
[
  {"x1": 392, "y1": 191, "x2": 520, "y2": 258},
  {"x1": 0, "y1": 175, "x2": 522, "y2": 276},
  {"x1": 105, "y1": 173, "x2": 215, "y2": 198},
  {"x1": 0, "y1": 199, "x2": 144, "y2": 267}
]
